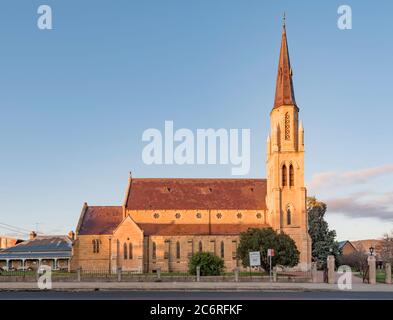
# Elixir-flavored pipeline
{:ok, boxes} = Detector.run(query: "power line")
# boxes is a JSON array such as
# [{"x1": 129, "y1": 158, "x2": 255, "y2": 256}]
[
  {"x1": 0, "y1": 222, "x2": 26, "y2": 233},
  {"x1": 0, "y1": 222, "x2": 46, "y2": 237},
  {"x1": 0, "y1": 222, "x2": 31, "y2": 233},
  {"x1": 0, "y1": 225, "x2": 28, "y2": 236},
  {"x1": 0, "y1": 224, "x2": 26, "y2": 233}
]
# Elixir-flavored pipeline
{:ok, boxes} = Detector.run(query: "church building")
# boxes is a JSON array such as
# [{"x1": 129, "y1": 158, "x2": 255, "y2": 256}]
[{"x1": 71, "y1": 23, "x2": 312, "y2": 273}]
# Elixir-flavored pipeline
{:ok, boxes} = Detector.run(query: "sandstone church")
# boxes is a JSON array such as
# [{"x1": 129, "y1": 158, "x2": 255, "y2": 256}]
[{"x1": 71, "y1": 22, "x2": 312, "y2": 272}]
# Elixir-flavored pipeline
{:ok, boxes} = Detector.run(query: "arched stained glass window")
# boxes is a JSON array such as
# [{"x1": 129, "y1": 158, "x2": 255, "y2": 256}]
[
  {"x1": 282, "y1": 165, "x2": 287, "y2": 187},
  {"x1": 289, "y1": 165, "x2": 294, "y2": 187},
  {"x1": 220, "y1": 241, "x2": 225, "y2": 259},
  {"x1": 152, "y1": 242, "x2": 157, "y2": 259},
  {"x1": 92, "y1": 239, "x2": 100, "y2": 253},
  {"x1": 123, "y1": 243, "x2": 128, "y2": 260},
  {"x1": 176, "y1": 242, "x2": 181, "y2": 259},
  {"x1": 287, "y1": 208, "x2": 292, "y2": 225},
  {"x1": 129, "y1": 243, "x2": 133, "y2": 260}
]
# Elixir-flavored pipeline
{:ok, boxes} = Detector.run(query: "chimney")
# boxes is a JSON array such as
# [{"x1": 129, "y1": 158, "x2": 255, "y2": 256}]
[
  {"x1": 68, "y1": 230, "x2": 75, "y2": 241},
  {"x1": 29, "y1": 231, "x2": 37, "y2": 240}
]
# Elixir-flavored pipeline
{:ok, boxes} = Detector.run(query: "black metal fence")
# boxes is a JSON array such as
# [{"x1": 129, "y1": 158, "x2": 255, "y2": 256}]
[{"x1": 0, "y1": 268, "x2": 312, "y2": 283}]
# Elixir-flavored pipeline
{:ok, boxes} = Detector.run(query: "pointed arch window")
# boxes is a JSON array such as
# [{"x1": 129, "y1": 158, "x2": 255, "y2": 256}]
[
  {"x1": 152, "y1": 242, "x2": 157, "y2": 260},
  {"x1": 285, "y1": 113, "x2": 290, "y2": 140},
  {"x1": 123, "y1": 243, "x2": 128, "y2": 260},
  {"x1": 287, "y1": 208, "x2": 292, "y2": 225},
  {"x1": 220, "y1": 241, "x2": 225, "y2": 259},
  {"x1": 282, "y1": 165, "x2": 287, "y2": 187},
  {"x1": 129, "y1": 243, "x2": 133, "y2": 260},
  {"x1": 289, "y1": 164, "x2": 294, "y2": 187},
  {"x1": 198, "y1": 241, "x2": 203, "y2": 253},
  {"x1": 92, "y1": 239, "x2": 100, "y2": 253},
  {"x1": 176, "y1": 241, "x2": 181, "y2": 260}
]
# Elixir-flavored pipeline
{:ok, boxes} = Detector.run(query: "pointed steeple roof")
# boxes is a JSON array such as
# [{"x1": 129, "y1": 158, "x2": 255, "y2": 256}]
[{"x1": 273, "y1": 18, "x2": 297, "y2": 110}]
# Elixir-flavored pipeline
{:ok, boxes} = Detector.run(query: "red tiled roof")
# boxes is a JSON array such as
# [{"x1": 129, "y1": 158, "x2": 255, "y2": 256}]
[
  {"x1": 352, "y1": 239, "x2": 383, "y2": 256},
  {"x1": 78, "y1": 206, "x2": 123, "y2": 235},
  {"x1": 126, "y1": 178, "x2": 267, "y2": 210},
  {"x1": 77, "y1": 179, "x2": 268, "y2": 235},
  {"x1": 139, "y1": 223, "x2": 267, "y2": 236}
]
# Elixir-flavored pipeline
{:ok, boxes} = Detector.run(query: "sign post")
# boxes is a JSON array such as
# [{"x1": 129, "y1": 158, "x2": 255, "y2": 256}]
[
  {"x1": 267, "y1": 249, "x2": 275, "y2": 283},
  {"x1": 249, "y1": 251, "x2": 261, "y2": 267},
  {"x1": 249, "y1": 251, "x2": 261, "y2": 278}
]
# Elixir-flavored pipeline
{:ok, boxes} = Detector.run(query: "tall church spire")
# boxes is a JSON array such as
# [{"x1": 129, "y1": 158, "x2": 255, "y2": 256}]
[
  {"x1": 273, "y1": 16, "x2": 297, "y2": 110},
  {"x1": 266, "y1": 17, "x2": 311, "y2": 272}
]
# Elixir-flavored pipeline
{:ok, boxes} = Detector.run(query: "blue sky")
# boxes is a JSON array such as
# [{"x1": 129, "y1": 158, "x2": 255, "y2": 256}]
[{"x1": 0, "y1": 1, "x2": 392, "y2": 240}]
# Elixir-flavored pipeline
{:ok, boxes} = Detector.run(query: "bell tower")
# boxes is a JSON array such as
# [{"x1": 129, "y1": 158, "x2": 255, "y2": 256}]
[{"x1": 266, "y1": 18, "x2": 311, "y2": 271}]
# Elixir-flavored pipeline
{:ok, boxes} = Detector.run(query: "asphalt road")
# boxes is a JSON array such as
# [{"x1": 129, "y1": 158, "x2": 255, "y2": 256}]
[{"x1": 0, "y1": 290, "x2": 393, "y2": 300}]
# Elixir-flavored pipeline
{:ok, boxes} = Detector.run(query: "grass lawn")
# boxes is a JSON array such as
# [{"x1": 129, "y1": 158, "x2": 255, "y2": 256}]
[
  {"x1": 376, "y1": 270, "x2": 386, "y2": 283},
  {"x1": 354, "y1": 269, "x2": 390, "y2": 283}
]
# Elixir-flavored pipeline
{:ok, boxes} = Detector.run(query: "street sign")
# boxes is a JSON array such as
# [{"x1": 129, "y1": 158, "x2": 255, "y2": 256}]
[
  {"x1": 267, "y1": 249, "x2": 275, "y2": 257},
  {"x1": 249, "y1": 251, "x2": 261, "y2": 267}
]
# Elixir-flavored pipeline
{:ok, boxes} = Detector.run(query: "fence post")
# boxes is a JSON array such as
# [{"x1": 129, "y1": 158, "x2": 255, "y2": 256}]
[
  {"x1": 368, "y1": 255, "x2": 376, "y2": 285},
  {"x1": 234, "y1": 267, "x2": 239, "y2": 282},
  {"x1": 327, "y1": 255, "x2": 335, "y2": 284},
  {"x1": 117, "y1": 267, "x2": 122, "y2": 282},
  {"x1": 273, "y1": 267, "x2": 277, "y2": 283},
  {"x1": 311, "y1": 262, "x2": 318, "y2": 283},
  {"x1": 77, "y1": 267, "x2": 81, "y2": 282},
  {"x1": 385, "y1": 263, "x2": 392, "y2": 284},
  {"x1": 196, "y1": 266, "x2": 201, "y2": 282}
]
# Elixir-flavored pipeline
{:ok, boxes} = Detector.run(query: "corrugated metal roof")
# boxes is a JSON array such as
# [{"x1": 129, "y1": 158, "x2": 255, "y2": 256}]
[
  {"x1": 0, "y1": 236, "x2": 72, "y2": 255},
  {"x1": 338, "y1": 241, "x2": 348, "y2": 249}
]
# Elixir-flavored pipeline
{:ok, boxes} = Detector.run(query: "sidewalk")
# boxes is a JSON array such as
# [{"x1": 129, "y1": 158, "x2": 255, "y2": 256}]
[{"x1": 1, "y1": 281, "x2": 393, "y2": 292}]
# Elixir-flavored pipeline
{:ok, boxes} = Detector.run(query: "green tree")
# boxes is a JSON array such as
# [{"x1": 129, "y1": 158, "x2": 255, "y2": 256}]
[
  {"x1": 188, "y1": 252, "x2": 224, "y2": 276},
  {"x1": 307, "y1": 197, "x2": 340, "y2": 268},
  {"x1": 380, "y1": 231, "x2": 393, "y2": 266},
  {"x1": 237, "y1": 227, "x2": 299, "y2": 271},
  {"x1": 338, "y1": 249, "x2": 368, "y2": 273}
]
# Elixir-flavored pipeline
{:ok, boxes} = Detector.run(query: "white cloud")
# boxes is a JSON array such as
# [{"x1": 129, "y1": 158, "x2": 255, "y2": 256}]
[
  {"x1": 309, "y1": 164, "x2": 393, "y2": 191},
  {"x1": 325, "y1": 191, "x2": 393, "y2": 221},
  {"x1": 309, "y1": 164, "x2": 393, "y2": 222}
]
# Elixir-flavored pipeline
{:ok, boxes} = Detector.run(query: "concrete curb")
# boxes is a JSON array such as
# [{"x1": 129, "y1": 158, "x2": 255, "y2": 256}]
[{"x1": 0, "y1": 282, "x2": 393, "y2": 293}]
